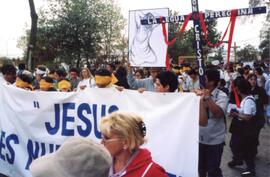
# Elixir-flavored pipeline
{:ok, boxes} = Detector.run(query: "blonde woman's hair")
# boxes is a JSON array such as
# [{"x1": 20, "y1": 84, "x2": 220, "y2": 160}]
[
  {"x1": 100, "y1": 112, "x2": 146, "y2": 152},
  {"x1": 80, "y1": 67, "x2": 94, "y2": 80}
]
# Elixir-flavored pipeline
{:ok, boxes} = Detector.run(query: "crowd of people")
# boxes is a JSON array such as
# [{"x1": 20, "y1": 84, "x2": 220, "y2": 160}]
[{"x1": 0, "y1": 60, "x2": 269, "y2": 177}]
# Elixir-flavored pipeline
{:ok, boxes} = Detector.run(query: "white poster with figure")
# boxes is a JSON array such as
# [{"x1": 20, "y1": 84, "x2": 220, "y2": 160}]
[{"x1": 129, "y1": 8, "x2": 168, "y2": 67}]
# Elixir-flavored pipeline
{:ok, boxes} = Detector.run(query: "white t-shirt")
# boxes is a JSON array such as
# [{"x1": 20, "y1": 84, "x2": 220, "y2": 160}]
[
  {"x1": 77, "y1": 78, "x2": 96, "y2": 90},
  {"x1": 0, "y1": 73, "x2": 4, "y2": 84},
  {"x1": 238, "y1": 96, "x2": 256, "y2": 116},
  {"x1": 187, "y1": 78, "x2": 200, "y2": 91}
]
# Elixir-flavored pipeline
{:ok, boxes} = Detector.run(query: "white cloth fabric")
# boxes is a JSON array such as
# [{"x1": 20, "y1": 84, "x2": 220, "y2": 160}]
[{"x1": 77, "y1": 78, "x2": 96, "y2": 90}]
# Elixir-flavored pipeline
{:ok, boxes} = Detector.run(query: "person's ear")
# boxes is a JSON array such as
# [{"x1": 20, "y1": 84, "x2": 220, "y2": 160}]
[
  {"x1": 122, "y1": 139, "x2": 129, "y2": 150},
  {"x1": 165, "y1": 85, "x2": 170, "y2": 92}
]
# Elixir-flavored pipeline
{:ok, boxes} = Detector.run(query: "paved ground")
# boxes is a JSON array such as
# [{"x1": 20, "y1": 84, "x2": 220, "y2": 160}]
[{"x1": 221, "y1": 119, "x2": 270, "y2": 177}]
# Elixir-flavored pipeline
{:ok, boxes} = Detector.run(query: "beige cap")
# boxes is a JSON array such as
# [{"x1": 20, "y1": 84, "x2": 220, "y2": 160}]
[{"x1": 30, "y1": 137, "x2": 112, "y2": 177}]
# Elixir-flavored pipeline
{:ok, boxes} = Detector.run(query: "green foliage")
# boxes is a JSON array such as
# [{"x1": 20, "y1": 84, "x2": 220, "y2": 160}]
[
  {"x1": 236, "y1": 44, "x2": 259, "y2": 61},
  {"x1": 19, "y1": 0, "x2": 126, "y2": 67},
  {"x1": 249, "y1": 0, "x2": 269, "y2": 61},
  {"x1": 208, "y1": 46, "x2": 224, "y2": 62},
  {"x1": 259, "y1": 27, "x2": 270, "y2": 60}
]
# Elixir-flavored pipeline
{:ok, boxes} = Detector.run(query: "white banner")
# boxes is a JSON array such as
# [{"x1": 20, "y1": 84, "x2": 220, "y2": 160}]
[
  {"x1": 0, "y1": 84, "x2": 199, "y2": 177},
  {"x1": 128, "y1": 8, "x2": 168, "y2": 67}
]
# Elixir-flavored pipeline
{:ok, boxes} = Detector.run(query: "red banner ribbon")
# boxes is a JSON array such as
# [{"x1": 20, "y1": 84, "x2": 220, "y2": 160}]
[
  {"x1": 160, "y1": 13, "x2": 192, "y2": 70},
  {"x1": 227, "y1": 9, "x2": 237, "y2": 64}
]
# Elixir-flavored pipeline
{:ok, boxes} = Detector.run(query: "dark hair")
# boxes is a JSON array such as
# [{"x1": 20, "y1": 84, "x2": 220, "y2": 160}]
[
  {"x1": 48, "y1": 69, "x2": 55, "y2": 75},
  {"x1": 243, "y1": 65, "x2": 251, "y2": 70},
  {"x1": 255, "y1": 67, "x2": 263, "y2": 75},
  {"x1": 205, "y1": 69, "x2": 220, "y2": 87},
  {"x1": 107, "y1": 63, "x2": 115, "y2": 71},
  {"x1": 237, "y1": 68, "x2": 244, "y2": 75},
  {"x1": 219, "y1": 79, "x2": 226, "y2": 86},
  {"x1": 18, "y1": 63, "x2": 26, "y2": 70},
  {"x1": 114, "y1": 60, "x2": 121, "y2": 66},
  {"x1": 55, "y1": 69, "x2": 67, "y2": 77},
  {"x1": 236, "y1": 78, "x2": 251, "y2": 95},
  {"x1": 135, "y1": 69, "x2": 144, "y2": 78},
  {"x1": 156, "y1": 71, "x2": 179, "y2": 92},
  {"x1": 2, "y1": 64, "x2": 16, "y2": 75},
  {"x1": 95, "y1": 68, "x2": 111, "y2": 77},
  {"x1": 115, "y1": 66, "x2": 127, "y2": 77},
  {"x1": 115, "y1": 66, "x2": 130, "y2": 89},
  {"x1": 17, "y1": 74, "x2": 33, "y2": 84},
  {"x1": 187, "y1": 69, "x2": 198, "y2": 76},
  {"x1": 247, "y1": 73, "x2": 257, "y2": 80},
  {"x1": 69, "y1": 67, "x2": 79, "y2": 75},
  {"x1": 42, "y1": 76, "x2": 54, "y2": 83}
]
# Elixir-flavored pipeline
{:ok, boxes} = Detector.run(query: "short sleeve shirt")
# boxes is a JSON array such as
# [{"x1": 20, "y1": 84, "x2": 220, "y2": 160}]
[
  {"x1": 199, "y1": 88, "x2": 229, "y2": 145},
  {"x1": 238, "y1": 96, "x2": 256, "y2": 116}
]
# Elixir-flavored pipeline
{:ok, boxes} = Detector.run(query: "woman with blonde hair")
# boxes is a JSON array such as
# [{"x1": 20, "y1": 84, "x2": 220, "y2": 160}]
[
  {"x1": 77, "y1": 67, "x2": 95, "y2": 91},
  {"x1": 100, "y1": 111, "x2": 168, "y2": 177}
]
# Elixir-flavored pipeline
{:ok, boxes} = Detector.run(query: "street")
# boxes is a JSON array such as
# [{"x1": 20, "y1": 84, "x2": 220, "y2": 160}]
[{"x1": 222, "y1": 119, "x2": 270, "y2": 177}]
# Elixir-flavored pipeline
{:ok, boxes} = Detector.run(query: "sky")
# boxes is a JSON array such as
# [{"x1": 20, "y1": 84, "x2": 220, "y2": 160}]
[{"x1": 0, "y1": 0, "x2": 268, "y2": 58}]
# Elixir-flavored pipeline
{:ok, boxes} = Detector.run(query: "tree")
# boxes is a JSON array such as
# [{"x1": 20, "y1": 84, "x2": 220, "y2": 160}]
[
  {"x1": 19, "y1": 0, "x2": 125, "y2": 67},
  {"x1": 259, "y1": 27, "x2": 270, "y2": 60},
  {"x1": 249, "y1": 0, "x2": 270, "y2": 61},
  {"x1": 236, "y1": 44, "x2": 259, "y2": 62},
  {"x1": 27, "y1": 0, "x2": 38, "y2": 71},
  {"x1": 98, "y1": 0, "x2": 126, "y2": 61},
  {"x1": 208, "y1": 46, "x2": 224, "y2": 63}
]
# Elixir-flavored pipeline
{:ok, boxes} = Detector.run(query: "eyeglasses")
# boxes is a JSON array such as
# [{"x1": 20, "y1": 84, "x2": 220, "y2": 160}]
[{"x1": 101, "y1": 135, "x2": 122, "y2": 143}]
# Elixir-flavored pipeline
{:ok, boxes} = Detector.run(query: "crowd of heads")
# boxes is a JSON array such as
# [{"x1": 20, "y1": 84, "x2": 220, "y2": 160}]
[
  {"x1": 0, "y1": 59, "x2": 269, "y2": 96},
  {"x1": 1, "y1": 59, "x2": 269, "y2": 177}
]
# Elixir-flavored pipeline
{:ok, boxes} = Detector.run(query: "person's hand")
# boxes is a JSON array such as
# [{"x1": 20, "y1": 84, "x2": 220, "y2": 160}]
[
  {"x1": 80, "y1": 85, "x2": 87, "y2": 90},
  {"x1": 138, "y1": 87, "x2": 146, "y2": 93},
  {"x1": 126, "y1": 63, "x2": 132, "y2": 72},
  {"x1": 229, "y1": 109, "x2": 238, "y2": 118},
  {"x1": 115, "y1": 86, "x2": 124, "y2": 92},
  {"x1": 194, "y1": 89, "x2": 210, "y2": 99},
  {"x1": 193, "y1": 89, "x2": 204, "y2": 97}
]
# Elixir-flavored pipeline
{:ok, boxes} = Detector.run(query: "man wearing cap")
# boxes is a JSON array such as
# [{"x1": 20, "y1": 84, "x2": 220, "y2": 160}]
[{"x1": 58, "y1": 79, "x2": 72, "y2": 92}]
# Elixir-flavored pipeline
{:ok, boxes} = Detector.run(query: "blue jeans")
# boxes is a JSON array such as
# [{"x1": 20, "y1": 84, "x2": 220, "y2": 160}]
[{"x1": 199, "y1": 142, "x2": 224, "y2": 177}]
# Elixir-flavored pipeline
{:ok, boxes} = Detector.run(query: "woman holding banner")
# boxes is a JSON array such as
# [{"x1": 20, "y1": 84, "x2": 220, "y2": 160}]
[{"x1": 100, "y1": 111, "x2": 168, "y2": 177}]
